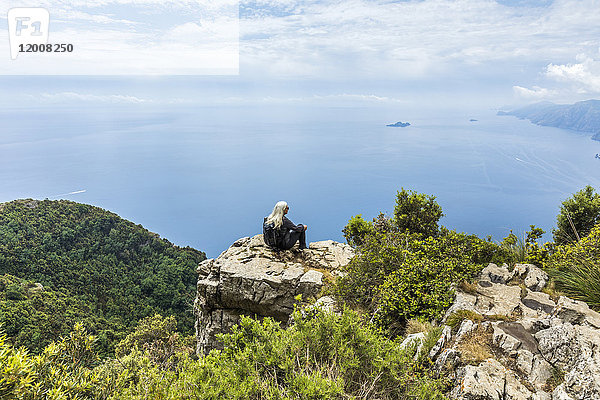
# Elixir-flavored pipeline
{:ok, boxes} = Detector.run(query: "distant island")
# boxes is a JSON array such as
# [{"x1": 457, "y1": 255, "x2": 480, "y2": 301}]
[
  {"x1": 386, "y1": 121, "x2": 411, "y2": 127},
  {"x1": 498, "y1": 99, "x2": 600, "y2": 141},
  {"x1": 469, "y1": 119, "x2": 478, "y2": 122}
]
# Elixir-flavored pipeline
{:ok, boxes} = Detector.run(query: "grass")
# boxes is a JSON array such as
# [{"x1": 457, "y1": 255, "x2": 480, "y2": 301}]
[
  {"x1": 446, "y1": 310, "x2": 483, "y2": 330},
  {"x1": 457, "y1": 280, "x2": 478, "y2": 295},
  {"x1": 544, "y1": 366, "x2": 565, "y2": 392},
  {"x1": 551, "y1": 258, "x2": 600, "y2": 310},
  {"x1": 446, "y1": 310, "x2": 516, "y2": 332},
  {"x1": 456, "y1": 326, "x2": 493, "y2": 365},
  {"x1": 405, "y1": 319, "x2": 433, "y2": 335}
]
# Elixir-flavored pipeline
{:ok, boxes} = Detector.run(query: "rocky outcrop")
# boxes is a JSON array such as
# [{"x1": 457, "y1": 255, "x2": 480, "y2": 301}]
[
  {"x1": 430, "y1": 263, "x2": 600, "y2": 400},
  {"x1": 194, "y1": 234, "x2": 353, "y2": 354}
]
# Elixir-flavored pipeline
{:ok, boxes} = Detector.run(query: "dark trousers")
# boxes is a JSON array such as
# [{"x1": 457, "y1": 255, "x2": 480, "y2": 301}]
[{"x1": 281, "y1": 229, "x2": 307, "y2": 250}]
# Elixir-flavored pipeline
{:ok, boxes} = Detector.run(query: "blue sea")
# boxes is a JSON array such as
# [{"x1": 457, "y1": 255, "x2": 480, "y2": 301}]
[{"x1": 2, "y1": 104, "x2": 600, "y2": 257}]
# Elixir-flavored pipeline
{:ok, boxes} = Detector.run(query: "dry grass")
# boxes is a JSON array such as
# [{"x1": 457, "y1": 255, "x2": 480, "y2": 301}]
[
  {"x1": 457, "y1": 280, "x2": 478, "y2": 295},
  {"x1": 544, "y1": 366, "x2": 565, "y2": 392},
  {"x1": 541, "y1": 280, "x2": 562, "y2": 303},
  {"x1": 456, "y1": 326, "x2": 493, "y2": 365},
  {"x1": 446, "y1": 310, "x2": 483, "y2": 330},
  {"x1": 405, "y1": 319, "x2": 433, "y2": 335}
]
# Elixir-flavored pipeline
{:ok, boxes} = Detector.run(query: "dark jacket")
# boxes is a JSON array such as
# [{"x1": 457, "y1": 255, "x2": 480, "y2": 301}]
[{"x1": 282, "y1": 216, "x2": 305, "y2": 233}]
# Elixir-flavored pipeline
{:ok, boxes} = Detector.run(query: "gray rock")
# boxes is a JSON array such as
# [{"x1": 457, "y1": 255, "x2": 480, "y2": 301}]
[
  {"x1": 400, "y1": 332, "x2": 426, "y2": 359},
  {"x1": 536, "y1": 323, "x2": 600, "y2": 399},
  {"x1": 443, "y1": 291, "x2": 478, "y2": 322},
  {"x1": 512, "y1": 264, "x2": 549, "y2": 292},
  {"x1": 435, "y1": 348, "x2": 460, "y2": 373},
  {"x1": 480, "y1": 263, "x2": 512, "y2": 285},
  {"x1": 25, "y1": 282, "x2": 44, "y2": 294},
  {"x1": 478, "y1": 284, "x2": 523, "y2": 317},
  {"x1": 456, "y1": 319, "x2": 476, "y2": 342},
  {"x1": 194, "y1": 234, "x2": 353, "y2": 354},
  {"x1": 521, "y1": 291, "x2": 556, "y2": 317},
  {"x1": 552, "y1": 296, "x2": 600, "y2": 329},
  {"x1": 452, "y1": 359, "x2": 534, "y2": 400},
  {"x1": 311, "y1": 296, "x2": 337, "y2": 313},
  {"x1": 552, "y1": 385, "x2": 575, "y2": 400}
]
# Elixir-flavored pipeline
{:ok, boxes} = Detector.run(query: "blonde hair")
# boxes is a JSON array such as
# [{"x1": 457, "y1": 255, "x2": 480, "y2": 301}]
[{"x1": 265, "y1": 201, "x2": 288, "y2": 229}]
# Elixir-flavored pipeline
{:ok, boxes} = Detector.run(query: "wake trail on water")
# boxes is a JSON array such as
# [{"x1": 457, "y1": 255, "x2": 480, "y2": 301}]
[{"x1": 49, "y1": 189, "x2": 87, "y2": 198}]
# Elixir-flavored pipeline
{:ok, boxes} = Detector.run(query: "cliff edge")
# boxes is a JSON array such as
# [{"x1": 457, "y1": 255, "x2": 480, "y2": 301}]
[{"x1": 193, "y1": 234, "x2": 353, "y2": 354}]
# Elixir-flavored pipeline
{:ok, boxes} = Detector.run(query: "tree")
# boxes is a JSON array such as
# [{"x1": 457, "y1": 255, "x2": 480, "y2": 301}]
[
  {"x1": 554, "y1": 186, "x2": 600, "y2": 244},
  {"x1": 393, "y1": 188, "x2": 444, "y2": 237}
]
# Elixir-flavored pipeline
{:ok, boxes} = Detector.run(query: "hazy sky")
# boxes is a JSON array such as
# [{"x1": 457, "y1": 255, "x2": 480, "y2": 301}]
[{"x1": 1, "y1": 0, "x2": 600, "y2": 108}]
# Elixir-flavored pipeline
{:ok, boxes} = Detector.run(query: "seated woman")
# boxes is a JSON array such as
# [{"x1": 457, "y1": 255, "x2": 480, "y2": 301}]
[{"x1": 263, "y1": 201, "x2": 308, "y2": 250}]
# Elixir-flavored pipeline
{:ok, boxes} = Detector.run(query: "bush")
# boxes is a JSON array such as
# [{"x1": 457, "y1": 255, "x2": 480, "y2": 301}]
[
  {"x1": 394, "y1": 188, "x2": 444, "y2": 237},
  {"x1": 115, "y1": 314, "x2": 194, "y2": 369},
  {"x1": 0, "y1": 323, "x2": 101, "y2": 400},
  {"x1": 554, "y1": 185, "x2": 600, "y2": 244},
  {"x1": 546, "y1": 223, "x2": 600, "y2": 309},
  {"x1": 336, "y1": 228, "x2": 500, "y2": 332},
  {"x1": 107, "y1": 309, "x2": 448, "y2": 399},
  {"x1": 342, "y1": 215, "x2": 375, "y2": 247}
]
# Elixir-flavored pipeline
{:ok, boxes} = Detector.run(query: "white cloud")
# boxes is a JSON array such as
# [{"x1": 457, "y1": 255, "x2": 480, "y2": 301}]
[
  {"x1": 546, "y1": 54, "x2": 600, "y2": 93},
  {"x1": 512, "y1": 85, "x2": 556, "y2": 100},
  {"x1": 239, "y1": 0, "x2": 600, "y2": 79}
]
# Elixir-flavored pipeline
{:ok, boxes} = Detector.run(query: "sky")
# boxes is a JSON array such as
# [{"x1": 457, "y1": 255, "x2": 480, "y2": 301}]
[{"x1": 0, "y1": 0, "x2": 599, "y2": 108}]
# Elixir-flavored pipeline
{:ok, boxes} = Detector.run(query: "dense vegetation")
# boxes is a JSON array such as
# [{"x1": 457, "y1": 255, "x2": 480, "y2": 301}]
[
  {"x1": 0, "y1": 199, "x2": 205, "y2": 355},
  {"x1": 553, "y1": 185, "x2": 600, "y2": 244},
  {"x1": 2, "y1": 185, "x2": 600, "y2": 399},
  {"x1": 337, "y1": 189, "x2": 505, "y2": 333},
  {"x1": 0, "y1": 310, "x2": 448, "y2": 400}
]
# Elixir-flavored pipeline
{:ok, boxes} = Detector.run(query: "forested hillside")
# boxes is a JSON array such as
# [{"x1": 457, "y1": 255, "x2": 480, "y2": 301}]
[{"x1": 0, "y1": 199, "x2": 205, "y2": 355}]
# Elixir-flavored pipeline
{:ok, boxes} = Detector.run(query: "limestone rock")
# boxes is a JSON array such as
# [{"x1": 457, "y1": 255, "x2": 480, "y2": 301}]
[
  {"x1": 521, "y1": 291, "x2": 556, "y2": 318},
  {"x1": 456, "y1": 319, "x2": 476, "y2": 342},
  {"x1": 552, "y1": 296, "x2": 600, "y2": 329},
  {"x1": 435, "y1": 348, "x2": 461, "y2": 373},
  {"x1": 536, "y1": 323, "x2": 600, "y2": 400},
  {"x1": 512, "y1": 264, "x2": 549, "y2": 292},
  {"x1": 24, "y1": 282, "x2": 44, "y2": 295},
  {"x1": 452, "y1": 359, "x2": 534, "y2": 400},
  {"x1": 400, "y1": 332, "x2": 426, "y2": 359},
  {"x1": 194, "y1": 234, "x2": 353, "y2": 354},
  {"x1": 480, "y1": 263, "x2": 512, "y2": 285}
]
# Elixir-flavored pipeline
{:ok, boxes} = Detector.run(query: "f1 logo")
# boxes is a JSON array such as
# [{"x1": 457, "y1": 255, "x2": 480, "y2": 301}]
[{"x1": 8, "y1": 8, "x2": 50, "y2": 60}]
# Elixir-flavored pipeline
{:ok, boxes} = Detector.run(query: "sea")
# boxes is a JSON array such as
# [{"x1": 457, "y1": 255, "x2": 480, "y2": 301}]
[{"x1": 2, "y1": 104, "x2": 600, "y2": 257}]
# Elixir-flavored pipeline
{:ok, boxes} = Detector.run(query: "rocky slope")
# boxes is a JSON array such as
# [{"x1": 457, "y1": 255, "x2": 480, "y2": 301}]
[
  {"x1": 498, "y1": 100, "x2": 600, "y2": 140},
  {"x1": 429, "y1": 262, "x2": 600, "y2": 400},
  {"x1": 193, "y1": 234, "x2": 353, "y2": 354}
]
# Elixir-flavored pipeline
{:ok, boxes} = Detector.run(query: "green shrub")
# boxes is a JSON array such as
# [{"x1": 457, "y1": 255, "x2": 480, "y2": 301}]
[
  {"x1": 445, "y1": 310, "x2": 483, "y2": 330},
  {"x1": 342, "y1": 215, "x2": 375, "y2": 247},
  {"x1": 394, "y1": 188, "x2": 444, "y2": 237},
  {"x1": 104, "y1": 309, "x2": 449, "y2": 399},
  {"x1": 337, "y1": 227, "x2": 499, "y2": 332},
  {"x1": 554, "y1": 185, "x2": 600, "y2": 244},
  {"x1": 546, "y1": 223, "x2": 600, "y2": 309}
]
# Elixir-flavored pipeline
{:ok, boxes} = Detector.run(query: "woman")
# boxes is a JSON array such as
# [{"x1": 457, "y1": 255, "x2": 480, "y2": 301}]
[{"x1": 264, "y1": 201, "x2": 308, "y2": 250}]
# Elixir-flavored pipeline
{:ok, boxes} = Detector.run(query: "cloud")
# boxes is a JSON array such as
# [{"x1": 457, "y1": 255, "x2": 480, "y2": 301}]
[
  {"x1": 512, "y1": 85, "x2": 556, "y2": 100},
  {"x1": 546, "y1": 54, "x2": 600, "y2": 93},
  {"x1": 239, "y1": 0, "x2": 600, "y2": 79}
]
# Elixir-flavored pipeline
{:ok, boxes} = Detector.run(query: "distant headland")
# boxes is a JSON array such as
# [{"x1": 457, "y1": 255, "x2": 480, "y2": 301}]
[
  {"x1": 386, "y1": 121, "x2": 411, "y2": 127},
  {"x1": 498, "y1": 99, "x2": 600, "y2": 142}
]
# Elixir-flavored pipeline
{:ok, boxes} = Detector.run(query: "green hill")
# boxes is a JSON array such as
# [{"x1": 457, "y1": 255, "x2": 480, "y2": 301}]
[{"x1": 0, "y1": 199, "x2": 205, "y2": 355}]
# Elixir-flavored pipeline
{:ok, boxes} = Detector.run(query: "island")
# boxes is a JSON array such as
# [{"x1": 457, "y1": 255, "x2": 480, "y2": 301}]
[
  {"x1": 498, "y1": 99, "x2": 600, "y2": 141},
  {"x1": 469, "y1": 119, "x2": 478, "y2": 122},
  {"x1": 386, "y1": 121, "x2": 411, "y2": 127}
]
